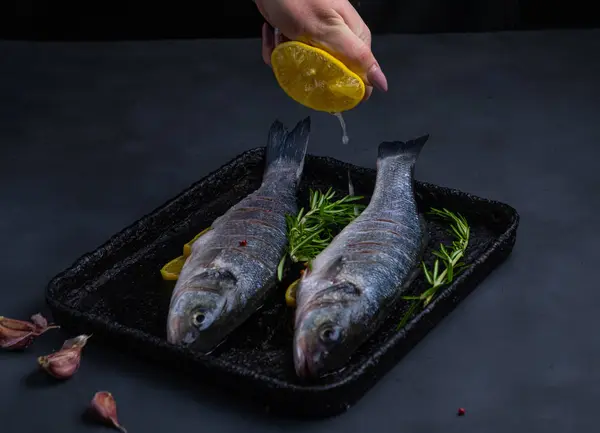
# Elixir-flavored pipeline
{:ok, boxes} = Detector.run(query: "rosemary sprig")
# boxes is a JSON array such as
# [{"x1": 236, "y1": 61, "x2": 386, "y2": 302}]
[
  {"x1": 397, "y1": 207, "x2": 470, "y2": 329},
  {"x1": 277, "y1": 188, "x2": 365, "y2": 280}
]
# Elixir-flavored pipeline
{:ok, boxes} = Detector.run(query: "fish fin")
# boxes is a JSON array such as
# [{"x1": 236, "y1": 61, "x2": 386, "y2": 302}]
[
  {"x1": 187, "y1": 268, "x2": 238, "y2": 290},
  {"x1": 377, "y1": 134, "x2": 430, "y2": 161},
  {"x1": 347, "y1": 169, "x2": 360, "y2": 216},
  {"x1": 264, "y1": 117, "x2": 311, "y2": 181},
  {"x1": 321, "y1": 281, "x2": 362, "y2": 298},
  {"x1": 347, "y1": 168, "x2": 355, "y2": 197},
  {"x1": 320, "y1": 256, "x2": 345, "y2": 280}
]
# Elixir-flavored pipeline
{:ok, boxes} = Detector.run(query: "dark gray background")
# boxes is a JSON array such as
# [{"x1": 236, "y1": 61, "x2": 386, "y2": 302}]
[{"x1": 1, "y1": 30, "x2": 599, "y2": 432}]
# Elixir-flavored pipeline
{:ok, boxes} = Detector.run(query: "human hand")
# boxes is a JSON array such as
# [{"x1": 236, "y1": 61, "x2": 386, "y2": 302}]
[{"x1": 255, "y1": 0, "x2": 388, "y2": 101}]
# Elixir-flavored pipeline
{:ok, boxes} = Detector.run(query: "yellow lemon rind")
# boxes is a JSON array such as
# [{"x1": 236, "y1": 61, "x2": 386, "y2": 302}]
[
  {"x1": 285, "y1": 278, "x2": 300, "y2": 307},
  {"x1": 183, "y1": 227, "x2": 212, "y2": 257},
  {"x1": 161, "y1": 228, "x2": 212, "y2": 282},
  {"x1": 160, "y1": 255, "x2": 187, "y2": 281}
]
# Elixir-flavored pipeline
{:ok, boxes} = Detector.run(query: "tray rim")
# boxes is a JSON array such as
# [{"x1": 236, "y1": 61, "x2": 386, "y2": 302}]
[{"x1": 45, "y1": 146, "x2": 520, "y2": 393}]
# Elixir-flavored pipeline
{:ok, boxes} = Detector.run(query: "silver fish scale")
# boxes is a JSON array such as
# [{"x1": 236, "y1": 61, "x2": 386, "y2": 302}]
[
  {"x1": 345, "y1": 218, "x2": 421, "y2": 296},
  {"x1": 311, "y1": 216, "x2": 422, "y2": 303},
  {"x1": 184, "y1": 182, "x2": 298, "y2": 299},
  {"x1": 300, "y1": 155, "x2": 425, "y2": 308}
]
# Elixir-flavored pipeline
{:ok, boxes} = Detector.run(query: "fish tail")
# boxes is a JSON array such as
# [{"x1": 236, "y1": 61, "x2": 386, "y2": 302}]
[
  {"x1": 347, "y1": 169, "x2": 359, "y2": 216},
  {"x1": 377, "y1": 134, "x2": 430, "y2": 163},
  {"x1": 264, "y1": 117, "x2": 311, "y2": 181}
]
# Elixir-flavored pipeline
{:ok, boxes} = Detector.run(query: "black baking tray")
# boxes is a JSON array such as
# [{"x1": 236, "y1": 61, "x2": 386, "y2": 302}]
[{"x1": 45, "y1": 147, "x2": 519, "y2": 418}]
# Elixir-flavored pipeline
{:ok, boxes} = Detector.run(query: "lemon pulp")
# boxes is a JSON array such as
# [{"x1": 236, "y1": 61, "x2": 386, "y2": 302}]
[{"x1": 271, "y1": 41, "x2": 365, "y2": 113}]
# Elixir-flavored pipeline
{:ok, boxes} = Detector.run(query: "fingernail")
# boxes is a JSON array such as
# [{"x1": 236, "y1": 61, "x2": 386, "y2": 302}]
[
  {"x1": 274, "y1": 27, "x2": 282, "y2": 46},
  {"x1": 367, "y1": 65, "x2": 388, "y2": 92}
]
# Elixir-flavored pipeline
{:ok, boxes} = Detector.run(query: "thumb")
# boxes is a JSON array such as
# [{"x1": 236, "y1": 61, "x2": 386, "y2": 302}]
[{"x1": 314, "y1": 24, "x2": 388, "y2": 92}]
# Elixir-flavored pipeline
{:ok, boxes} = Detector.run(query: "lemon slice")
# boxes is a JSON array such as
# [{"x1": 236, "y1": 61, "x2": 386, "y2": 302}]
[
  {"x1": 161, "y1": 228, "x2": 212, "y2": 281},
  {"x1": 271, "y1": 41, "x2": 366, "y2": 113},
  {"x1": 160, "y1": 256, "x2": 187, "y2": 281},
  {"x1": 183, "y1": 227, "x2": 212, "y2": 257},
  {"x1": 285, "y1": 279, "x2": 300, "y2": 307}
]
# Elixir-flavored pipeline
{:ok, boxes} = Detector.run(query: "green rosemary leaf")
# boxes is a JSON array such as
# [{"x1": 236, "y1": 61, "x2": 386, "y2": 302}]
[
  {"x1": 421, "y1": 262, "x2": 433, "y2": 285},
  {"x1": 450, "y1": 225, "x2": 463, "y2": 239},
  {"x1": 438, "y1": 243, "x2": 448, "y2": 255},
  {"x1": 431, "y1": 250, "x2": 448, "y2": 261},
  {"x1": 397, "y1": 300, "x2": 420, "y2": 329},
  {"x1": 419, "y1": 285, "x2": 438, "y2": 300},
  {"x1": 433, "y1": 259, "x2": 440, "y2": 280},
  {"x1": 446, "y1": 262, "x2": 454, "y2": 282},
  {"x1": 450, "y1": 249, "x2": 463, "y2": 263},
  {"x1": 277, "y1": 256, "x2": 286, "y2": 281},
  {"x1": 398, "y1": 207, "x2": 471, "y2": 327},
  {"x1": 279, "y1": 188, "x2": 364, "y2": 282},
  {"x1": 423, "y1": 293, "x2": 435, "y2": 306}
]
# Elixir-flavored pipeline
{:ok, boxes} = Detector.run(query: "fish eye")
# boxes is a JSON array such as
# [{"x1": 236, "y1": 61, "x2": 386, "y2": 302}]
[
  {"x1": 192, "y1": 311, "x2": 206, "y2": 327},
  {"x1": 319, "y1": 325, "x2": 341, "y2": 344}
]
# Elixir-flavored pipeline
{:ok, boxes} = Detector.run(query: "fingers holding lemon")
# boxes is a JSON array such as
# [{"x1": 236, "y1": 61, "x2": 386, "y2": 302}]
[{"x1": 256, "y1": 0, "x2": 388, "y2": 109}]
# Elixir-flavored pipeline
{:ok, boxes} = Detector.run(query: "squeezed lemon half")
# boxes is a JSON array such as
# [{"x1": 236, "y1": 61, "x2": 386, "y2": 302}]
[{"x1": 271, "y1": 41, "x2": 366, "y2": 113}]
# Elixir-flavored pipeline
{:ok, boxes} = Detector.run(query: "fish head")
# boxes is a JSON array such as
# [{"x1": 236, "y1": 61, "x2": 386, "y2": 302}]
[
  {"x1": 293, "y1": 280, "x2": 365, "y2": 379},
  {"x1": 166, "y1": 268, "x2": 236, "y2": 352}
]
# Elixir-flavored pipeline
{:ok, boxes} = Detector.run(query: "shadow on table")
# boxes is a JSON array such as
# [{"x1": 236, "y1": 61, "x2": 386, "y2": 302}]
[
  {"x1": 85, "y1": 341, "x2": 321, "y2": 426},
  {"x1": 22, "y1": 368, "x2": 68, "y2": 389}
]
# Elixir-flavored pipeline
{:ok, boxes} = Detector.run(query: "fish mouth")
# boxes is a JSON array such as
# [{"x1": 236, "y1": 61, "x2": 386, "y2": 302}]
[
  {"x1": 166, "y1": 313, "x2": 179, "y2": 345},
  {"x1": 166, "y1": 315, "x2": 194, "y2": 346},
  {"x1": 294, "y1": 334, "x2": 321, "y2": 379},
  {"x1": 166, "y1": 310, "x2": 230, "y2": 353},
  {"x1": 294, "y1": 338, "x2": 311, "y2": 378},
  {"x1": 167, "y1": 315, "x2": 214, "y2": 350}
]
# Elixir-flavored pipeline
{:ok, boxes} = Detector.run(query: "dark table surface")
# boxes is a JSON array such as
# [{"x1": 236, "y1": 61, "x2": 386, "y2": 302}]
[{"x1": 1, "y1": 29, "x2": 599, "y2": 432}]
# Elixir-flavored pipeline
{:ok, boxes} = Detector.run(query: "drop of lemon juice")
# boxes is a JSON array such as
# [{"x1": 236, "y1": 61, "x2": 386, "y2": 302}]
[{"x1": 332, "y1": 112, "x2": 349, "y2": 145}]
